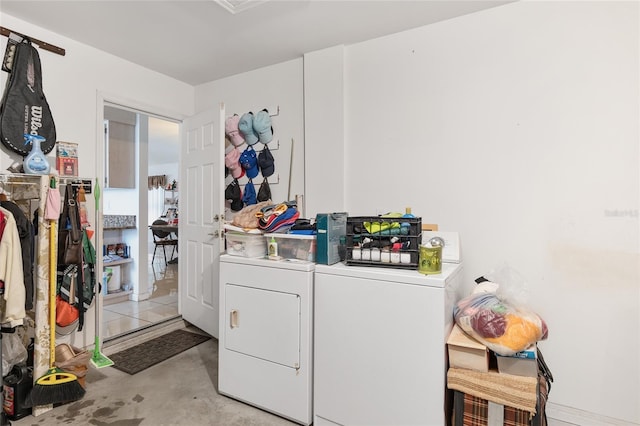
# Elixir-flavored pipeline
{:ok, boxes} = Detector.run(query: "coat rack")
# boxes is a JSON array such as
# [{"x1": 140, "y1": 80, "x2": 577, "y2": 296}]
[{"x1": 0, "y1": 26, "x2": 66, "y2": 56}]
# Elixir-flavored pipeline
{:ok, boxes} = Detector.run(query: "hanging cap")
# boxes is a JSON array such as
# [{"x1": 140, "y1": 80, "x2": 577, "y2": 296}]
[
  {"x1": 224, "y1": 148, "x2": 245, "y2": 179},
  {"x1": 225, "y1": 179, "x2": 243, "y2": 211},
  {"x1": 257, "y1": 178, "x2": 271, "y2": 202},
  {"x1": 253, "y1": 109, "x2": 273, "y2": 144},
  {"x1": 258, "y1": 145, "x2": 275, "y2": 177},
  {"x1": 238, "y1": 112, "x2": 259, "y2": 146},
  {"x1": 239, "y1": 146, "x2": 259, "y2": 179},
  {"x1": 225, "y1": 114, "x2": 245, "y2": 147},
  {"x1": 242, "y1": 181, "x2": 257, "y2": 206}
]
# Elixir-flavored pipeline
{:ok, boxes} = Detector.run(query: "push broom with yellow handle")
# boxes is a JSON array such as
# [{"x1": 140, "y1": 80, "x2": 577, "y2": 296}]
[{"x1": 26, "y1": 178, "x2": 85, "y2": 407}]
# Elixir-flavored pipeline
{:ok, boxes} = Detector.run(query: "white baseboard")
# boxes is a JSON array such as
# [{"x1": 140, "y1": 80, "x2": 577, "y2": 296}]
[
  {"x1": 547, "y1": 402, "x2": 639, "y2": 426},
  {"x1": 130, "y1": 291, "x2": 150, "y2": 301}
]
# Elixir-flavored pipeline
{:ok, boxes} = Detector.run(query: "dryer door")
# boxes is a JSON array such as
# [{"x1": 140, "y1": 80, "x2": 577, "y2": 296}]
[{"x1": 224, "y1": 284, "x2": 300, "y2": 368}]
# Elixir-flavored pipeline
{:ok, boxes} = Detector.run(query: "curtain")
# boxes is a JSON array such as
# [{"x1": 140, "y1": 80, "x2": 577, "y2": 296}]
[{"x1": 148, "y1": 175, "x2": 167, "y2": 190}]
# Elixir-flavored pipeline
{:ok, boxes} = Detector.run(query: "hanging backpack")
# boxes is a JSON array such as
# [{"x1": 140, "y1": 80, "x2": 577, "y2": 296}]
[
  {"x1": 0, "y1": 39, "x2": 56, "y2": 156},
  {"x1": 56, "y1": 230, "x2": 96, "y2": 332}
]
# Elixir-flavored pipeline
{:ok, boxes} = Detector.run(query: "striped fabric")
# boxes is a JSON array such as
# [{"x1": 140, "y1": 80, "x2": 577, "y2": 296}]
[
  {"x1": 453, "y1": 374, "x2": 548, "y2": 426},
  {"x1": 461, "y1": 393, "x2": 532, "y2": 425}
]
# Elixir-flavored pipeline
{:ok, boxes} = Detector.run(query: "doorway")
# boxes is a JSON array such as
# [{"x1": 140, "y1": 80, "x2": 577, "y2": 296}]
[{"x1": 101, "y1": 102, "x2": 181, "y2": 341}]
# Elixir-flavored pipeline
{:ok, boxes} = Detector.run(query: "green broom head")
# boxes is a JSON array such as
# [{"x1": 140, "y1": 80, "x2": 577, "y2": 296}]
[
  {"x1": 91, "y1": 344, "x2": 114, "y2": 368},
  {"x1": 25, "y1": 367, "x2": 86, "y2": 407}
]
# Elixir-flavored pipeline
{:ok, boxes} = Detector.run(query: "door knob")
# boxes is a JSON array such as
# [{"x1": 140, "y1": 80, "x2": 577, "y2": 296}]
[{"x1": 208, "y1": 231, "x2": 219, "y2": 238}]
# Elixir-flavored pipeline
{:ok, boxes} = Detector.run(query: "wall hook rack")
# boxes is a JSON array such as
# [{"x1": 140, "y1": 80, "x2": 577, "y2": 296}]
[{"x1": 0, "y1": 26, "x2": 66, "y2": 56}]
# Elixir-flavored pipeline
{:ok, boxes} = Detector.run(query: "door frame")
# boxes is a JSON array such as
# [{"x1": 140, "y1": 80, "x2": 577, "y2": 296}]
[{"x1": 95, "y1": 92, "x2": 185, "y2": 341}]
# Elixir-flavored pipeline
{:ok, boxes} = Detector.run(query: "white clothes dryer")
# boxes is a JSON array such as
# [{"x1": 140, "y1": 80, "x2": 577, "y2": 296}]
[{"x1": 218, "y1": 254, "x2": 314, "y2": 425}]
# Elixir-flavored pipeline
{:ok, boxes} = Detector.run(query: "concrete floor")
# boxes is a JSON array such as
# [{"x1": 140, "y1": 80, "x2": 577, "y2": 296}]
[{"x1": 13, "y1": 326, "x2": 297, "y2": 426}]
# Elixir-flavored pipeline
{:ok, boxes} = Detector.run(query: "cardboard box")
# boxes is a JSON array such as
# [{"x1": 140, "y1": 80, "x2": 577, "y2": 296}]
[
  {"x1": 447, "y1": 324, "x2": 490, "y2": 372},
  {"x1": 496, "y1": 345, "x2": 538, "y2": 377},
  {"x1": 315, "y1": 212, "x2": 347, "y2": 265}
]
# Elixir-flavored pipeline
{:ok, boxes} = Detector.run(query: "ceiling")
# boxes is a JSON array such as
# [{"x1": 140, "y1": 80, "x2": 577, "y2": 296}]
[
  {"x1": 2, "y1": 0, "x2": 511, "y2": 166},
  {"x1": 1, "y1": 0, "x2": 512, "y2": 86}
]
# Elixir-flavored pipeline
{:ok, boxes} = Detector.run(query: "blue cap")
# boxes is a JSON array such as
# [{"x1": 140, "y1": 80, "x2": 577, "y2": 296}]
[
  {"x1": 238, "y1": 112, "x2": 259, "y2": 146},
  {"x1": 239, "y1": 146, "x2": 259, "y2": 179},
  {"x1": 253, "y1": 109, "x2": 273, "y2": 144},
  {"x1": 242, "y1": 181, "x2": 257, "y2": 206}
]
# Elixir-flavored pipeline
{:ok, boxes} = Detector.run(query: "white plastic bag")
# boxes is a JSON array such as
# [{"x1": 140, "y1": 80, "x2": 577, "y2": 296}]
[
  {"x1": 454, "y1": 264, "x2": 548, "y2": 356},
  {"x1": 2, "y1": 332, "x2": 27, "y2": 376}
]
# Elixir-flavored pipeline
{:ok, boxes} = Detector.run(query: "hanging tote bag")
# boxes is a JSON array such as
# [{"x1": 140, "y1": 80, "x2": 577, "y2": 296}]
[
  {"x1": 56, "y1": 265, "x2": 79, "y2": 327},
  {"x1": 58, "y1": 185, "x2": 83, "y2": 266}
]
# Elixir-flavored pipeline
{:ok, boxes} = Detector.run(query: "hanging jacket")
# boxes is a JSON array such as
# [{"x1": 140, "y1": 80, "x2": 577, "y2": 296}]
[
  {"x1": 1, "y1": 201, "x2": 34, "y2": 310},
  {"x1": 0, "y1": 206, "x2": 26, "y2": 327}
]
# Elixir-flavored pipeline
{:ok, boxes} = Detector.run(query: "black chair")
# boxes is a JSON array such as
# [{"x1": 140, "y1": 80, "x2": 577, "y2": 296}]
[{"x1": 151, "y1": 219, "x2": 178, "y2": 265}]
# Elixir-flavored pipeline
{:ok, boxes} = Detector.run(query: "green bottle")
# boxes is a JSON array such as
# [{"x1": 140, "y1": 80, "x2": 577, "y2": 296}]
[{"x1": 268, "y1": 236, "x2": 278, "y2": 258}]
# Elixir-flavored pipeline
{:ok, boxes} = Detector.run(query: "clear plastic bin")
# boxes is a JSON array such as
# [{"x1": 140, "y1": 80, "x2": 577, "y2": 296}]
[
  {"x1": 264, "y1": 233, "x2": 316, "y2": 262},
  {"x1": 225, "y1": 231, "x2": 267, "y2": 258}
]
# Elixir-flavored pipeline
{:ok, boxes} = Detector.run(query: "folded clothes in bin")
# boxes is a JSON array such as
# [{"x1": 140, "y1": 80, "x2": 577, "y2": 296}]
[{"x1": 257, "y1": 202, "x2": 299, "y2": 233}]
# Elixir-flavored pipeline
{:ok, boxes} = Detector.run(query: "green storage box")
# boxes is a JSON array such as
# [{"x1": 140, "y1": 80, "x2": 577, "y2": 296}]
[{"x1": 315, "y1": 212, "x2": 348, "y2": 265}]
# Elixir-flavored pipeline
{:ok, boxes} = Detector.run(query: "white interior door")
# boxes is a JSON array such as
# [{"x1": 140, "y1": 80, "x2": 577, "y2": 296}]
[{"x1": 179, "y1": 104, "x2": 225, "y2": 338}]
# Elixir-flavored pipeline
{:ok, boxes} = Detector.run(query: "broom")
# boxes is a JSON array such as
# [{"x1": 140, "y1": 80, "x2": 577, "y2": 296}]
[
  {"x1": 90, "y1": 179, "x2": 114, "y2": 368},
  {"x1": 26, "y1": 179, "x2": 85, "y2": 407}
]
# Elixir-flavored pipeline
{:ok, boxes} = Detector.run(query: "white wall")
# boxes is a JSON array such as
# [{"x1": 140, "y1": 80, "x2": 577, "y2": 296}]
[
  {"x1": 304, "y1": 45, "x2": 345, "y2": 216},
  {"x1": 0, "y1": 14, "x2": 195, "y2": 347},
  {"x1": 334, "y1": 2, "x2": 637, "y2": 423}
]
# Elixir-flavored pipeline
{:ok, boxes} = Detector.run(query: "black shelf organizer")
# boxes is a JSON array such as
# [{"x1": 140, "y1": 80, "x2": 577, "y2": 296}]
[{"x1": 345, "y1": 216, "x2": 422, "y2": 269}]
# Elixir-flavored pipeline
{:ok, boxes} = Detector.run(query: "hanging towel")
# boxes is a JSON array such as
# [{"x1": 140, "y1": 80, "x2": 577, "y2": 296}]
[{"x1": 45, "y1": 184, "x2": 61, "y2": 220}]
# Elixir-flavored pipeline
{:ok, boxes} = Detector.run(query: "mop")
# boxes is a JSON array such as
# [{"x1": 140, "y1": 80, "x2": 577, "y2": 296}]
[
  {"x1": 26, "y1": 178, "x2": 85, "y2": 407},
  {"x1": 90, "y1": 179, "x2": 113, "y2": 368}
]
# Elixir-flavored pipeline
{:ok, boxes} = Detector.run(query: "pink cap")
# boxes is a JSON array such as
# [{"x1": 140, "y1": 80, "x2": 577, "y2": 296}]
[
  {"x1": 224, "y1": 148, "x2": 244, "y2": 179},
  {"x1": 225, "y1": 115, "x2": 245, "y2": 147}
]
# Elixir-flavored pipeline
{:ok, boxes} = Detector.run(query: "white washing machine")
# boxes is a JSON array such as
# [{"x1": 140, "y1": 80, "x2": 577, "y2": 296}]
[
  {"x1": 313, "y1": 262, "x2": 464, "y2": 426},
  {"x1": 218, "y1": 254, "x2": 314, "y2": 425}
]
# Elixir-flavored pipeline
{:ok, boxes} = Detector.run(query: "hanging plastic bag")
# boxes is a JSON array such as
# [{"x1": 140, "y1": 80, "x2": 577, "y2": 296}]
[
  {"x1": 454, "y1": 264, "x2": 548, "y2": 356},
  {"x1": 2, "y1": 332, "x2": 27, "y2": 376}
]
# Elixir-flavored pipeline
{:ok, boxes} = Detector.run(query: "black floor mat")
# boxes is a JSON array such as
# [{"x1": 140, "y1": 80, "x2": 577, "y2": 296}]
[{"x1": 109, "y1": 329, "x2": 210, "y2": 375}]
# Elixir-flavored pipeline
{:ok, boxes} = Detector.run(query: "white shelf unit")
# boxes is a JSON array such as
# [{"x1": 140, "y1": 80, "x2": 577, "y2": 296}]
[
  {"x1": 103, "y1": 226, "x2": 136, "y2": 303},
  {"x1": 162, "y1": 188, "x2": 178, "y2": 219},
  {"x1": 103, "y1": 257, "x2": 134, "y2": 305}
]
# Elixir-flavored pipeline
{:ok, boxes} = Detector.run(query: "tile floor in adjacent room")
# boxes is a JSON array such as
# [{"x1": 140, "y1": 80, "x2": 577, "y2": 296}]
[{"x1": 102, "y1": 245, "x2": 180, "y2": 340}]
